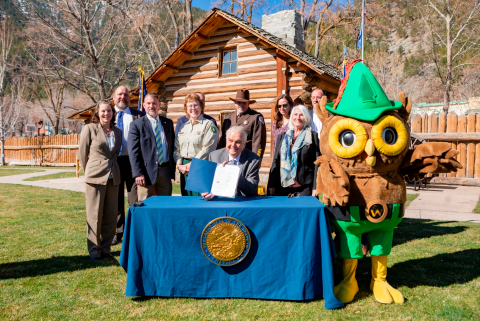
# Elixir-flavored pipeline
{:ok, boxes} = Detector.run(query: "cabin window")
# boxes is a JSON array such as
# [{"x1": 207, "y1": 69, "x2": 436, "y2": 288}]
[{"x1": 221, "y1": 48, "x2": 237, "y2": 76}]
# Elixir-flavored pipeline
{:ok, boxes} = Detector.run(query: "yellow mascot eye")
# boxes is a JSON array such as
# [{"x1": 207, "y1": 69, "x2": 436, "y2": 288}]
[
  {"x1": 329, "y1": 118, "x2": 368, "y2": 158},
  {"x1": 371, "y1": 115, "x2": 408, "y2": 156}
]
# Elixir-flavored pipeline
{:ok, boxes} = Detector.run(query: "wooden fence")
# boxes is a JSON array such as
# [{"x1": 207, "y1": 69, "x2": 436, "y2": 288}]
[
  {"x1": 3, "y1": 134, "x2": 80, "y2": 166},
  {"x1": 3, "y1": 113, "x2": 480, "y2": 182},
  {"x1": 411, "y1": 112, "x2": 480, "y2": 180}
]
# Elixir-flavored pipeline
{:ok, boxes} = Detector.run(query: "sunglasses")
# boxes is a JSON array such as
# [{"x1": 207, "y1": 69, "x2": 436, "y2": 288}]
[{"x1": 278, "y1": 104, "x2": 290, "y2": 109}]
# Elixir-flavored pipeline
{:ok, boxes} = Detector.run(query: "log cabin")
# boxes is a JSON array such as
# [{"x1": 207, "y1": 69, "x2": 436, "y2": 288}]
[{"x1": 68, "y1": 8, "x2": 342, "y2": 179}]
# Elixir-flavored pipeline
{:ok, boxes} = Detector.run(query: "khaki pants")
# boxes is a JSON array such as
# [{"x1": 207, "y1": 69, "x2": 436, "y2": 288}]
[
  {"x1": 85, "y1": 179, "x2": 119, "y2": 259},
  {"x1": 138, "y1": 165, "x2": 172, "y2": 201}
]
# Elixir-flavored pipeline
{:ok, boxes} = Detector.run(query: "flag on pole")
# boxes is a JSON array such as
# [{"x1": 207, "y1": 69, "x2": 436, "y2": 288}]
[
  {"x1": 358, "y1": 0, "x2": 366, "y2": 60},
  {"x1": 357, "y1": 19, "x2": 363, "y2": 49},
  {"x1": 138, "y1": 67, "x2": 147, "y2": 114},
  {"x1": 343, "y1": 44, "x2": 348, "y2": 79}
]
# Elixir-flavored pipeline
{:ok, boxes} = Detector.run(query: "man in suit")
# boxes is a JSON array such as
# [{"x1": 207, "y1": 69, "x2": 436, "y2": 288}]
[
  {"x1": 310, "y1": 88, "x2": 324, "y2": 139},
  {"x1": 201, "y1": 126, "x2": 260, "y2": 200},
  {"x1": 174, "y1": 92, "x2": 217, "y2": 137},
  {"x1": 217, "y1": 89, "x2": 266, "y2": 158},
  {"x1": 128, "y1": 93, "x2": 175, "y2": 199},
  {"x1": 112, "y1": 86, "x2": 144, "y2": 245}
]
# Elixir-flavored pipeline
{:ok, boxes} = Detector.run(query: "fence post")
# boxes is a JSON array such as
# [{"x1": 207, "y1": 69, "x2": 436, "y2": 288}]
[
  {"x1": 458, "y1": 114, "x2": 467, "y2": 178},
  {"x1": 447, "y1": 112, "x2": 458, "y2": 177},
  {"x1": 76, "y1": 156, "x2": 80, "y2": 178},
  {"x1": 467, "y1": 113, "x2": 476, "y2": 178}
]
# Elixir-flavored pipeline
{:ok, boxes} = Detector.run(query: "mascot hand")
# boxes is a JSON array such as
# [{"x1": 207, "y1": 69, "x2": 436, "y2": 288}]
[
  {"x1": 315, "y1": 156, "x2": 350, "y2": 206},
  {"x1": 401, "y1": 142, "x2": 463, "y2": 177}
]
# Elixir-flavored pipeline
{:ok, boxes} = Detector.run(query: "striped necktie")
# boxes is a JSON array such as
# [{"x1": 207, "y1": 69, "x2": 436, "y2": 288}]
[
  {"x1": 154, "y1": 119, "x2": 164, "y2": 165},
  {"x1": 231, "y1": 159, "x2": 237, "y2": 165}
]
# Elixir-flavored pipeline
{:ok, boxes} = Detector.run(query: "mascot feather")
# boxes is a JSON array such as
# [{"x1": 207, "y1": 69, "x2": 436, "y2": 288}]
[{"x1": 315, "y1": 60, "x2": 462, "y2": 304}]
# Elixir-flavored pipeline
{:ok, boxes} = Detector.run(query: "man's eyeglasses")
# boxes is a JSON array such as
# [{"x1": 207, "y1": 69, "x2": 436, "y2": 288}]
[{"x1": 278, "y1": 104, "x2": 290, "y2": 109}]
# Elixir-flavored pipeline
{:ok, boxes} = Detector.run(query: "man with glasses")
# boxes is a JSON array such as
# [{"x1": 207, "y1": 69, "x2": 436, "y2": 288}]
[{"x1": 310, "y1": 88, "x2": 325, "y2": 139}]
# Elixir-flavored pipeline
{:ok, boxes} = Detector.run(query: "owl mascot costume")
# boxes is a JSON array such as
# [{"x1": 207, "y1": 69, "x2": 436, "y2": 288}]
[{"x1": 315, "y1": 60, "x2": 462, "y2": 304}]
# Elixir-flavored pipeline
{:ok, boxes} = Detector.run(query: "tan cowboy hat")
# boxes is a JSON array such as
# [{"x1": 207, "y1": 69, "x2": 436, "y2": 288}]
[{"x1": 229, "y1": 89, "x2": 256, "y2": 104}]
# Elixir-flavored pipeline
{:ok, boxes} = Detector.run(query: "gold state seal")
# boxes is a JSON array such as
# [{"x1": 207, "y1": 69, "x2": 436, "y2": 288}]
[{"x1": 201, "y1": 217, "x2": 251, "y2": 266}]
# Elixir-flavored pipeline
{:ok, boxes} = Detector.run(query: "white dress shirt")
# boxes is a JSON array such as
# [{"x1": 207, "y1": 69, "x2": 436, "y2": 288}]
[
  {"x1": 115, "y1": 106, "x2": 133, "y2": 156},
  {"x1": 228, "y1": 153, "x2": 241, "y2": 165},
  {"x1": 309, "y1": 110, "x2": 323, "y2": 140},
  {"x1": 146, "y1": 114, "x2": 169, "y2": 162}
]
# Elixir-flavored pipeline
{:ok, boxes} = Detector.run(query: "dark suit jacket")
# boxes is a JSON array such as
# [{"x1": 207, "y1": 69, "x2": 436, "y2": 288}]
[
  {"x1": 208, "y1": 148, "x2": 260, "y2": 196},
  {"x1": 78, "y1": 123, "x2": 122, "y2": 186},
  {"x1": 128, "y1": 115, "x2": 175, "y2": 185},
  {"x1": 268, "y1": 131, "x2": 320, "y2": 190}
]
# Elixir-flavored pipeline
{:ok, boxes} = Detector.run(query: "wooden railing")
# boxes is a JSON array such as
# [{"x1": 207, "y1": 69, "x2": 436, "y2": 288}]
[{"x1": 411, "y1": 112, "x2": 480, "y2": 180}]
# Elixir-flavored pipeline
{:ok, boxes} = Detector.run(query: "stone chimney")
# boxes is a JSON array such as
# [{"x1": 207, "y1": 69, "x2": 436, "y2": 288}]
[{"x1": 261, "y1": 10, "x2": 305, "y2": 51}]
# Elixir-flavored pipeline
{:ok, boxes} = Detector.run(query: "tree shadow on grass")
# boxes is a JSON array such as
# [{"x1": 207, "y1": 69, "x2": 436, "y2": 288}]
[
  {"x1": 335, "y1": 249, "x2": 480, "y2": 301},
  {"x1": 0, "y1": 251, "x2": 121, "y2": 280},
  {"x1": 388, "y1": 248, "x2": 480, "y2": 288},
  {"x1": 393, "y1": 219, "x2": 468, "y2": 247}
]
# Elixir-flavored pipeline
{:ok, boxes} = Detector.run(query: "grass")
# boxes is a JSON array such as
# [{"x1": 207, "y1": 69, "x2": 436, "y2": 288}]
[
  {"x1": 23, "y1": 171, "x2": 83, "y2": 181},
  {"x1": 0, "y1": 184, "x2": 479, "y2": 320},
  {"x1": 473, "y1": 197, "x2": 480, "y2": 214},
  {"x1": 2, "y1": 165, "x2": 75, "y2": 170},
  {"x1": 0, "y1": 168, "x2": 45, "y2": 177},
  {"x1": 405, "y1": 193, "x2": 419, "y2": 207}
]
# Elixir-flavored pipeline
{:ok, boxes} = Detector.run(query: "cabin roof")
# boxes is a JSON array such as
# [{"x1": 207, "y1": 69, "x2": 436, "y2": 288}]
[{"x1": 68, "y1": 8, "x2": 341, "y2": 120}]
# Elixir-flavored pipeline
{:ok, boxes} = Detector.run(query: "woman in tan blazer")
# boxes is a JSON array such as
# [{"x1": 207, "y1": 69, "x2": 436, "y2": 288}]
[{"x1": 79, "y1": 100, "x2": 122, "y2": 261}]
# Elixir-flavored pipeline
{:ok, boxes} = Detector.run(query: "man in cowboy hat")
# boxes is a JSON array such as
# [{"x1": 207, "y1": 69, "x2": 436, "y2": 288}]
[{"x1": 217, "y1": 89, "x2": 267, "y2": 158}]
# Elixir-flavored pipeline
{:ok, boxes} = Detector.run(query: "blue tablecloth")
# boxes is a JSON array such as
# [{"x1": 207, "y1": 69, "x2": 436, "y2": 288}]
[{"x1": 119, "y1": 196, "x2": 343, "y2": 310}]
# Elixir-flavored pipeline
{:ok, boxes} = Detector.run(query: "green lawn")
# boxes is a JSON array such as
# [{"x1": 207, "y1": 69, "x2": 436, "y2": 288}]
[
  {"x1": 0, "y1": 184, "x2": 479, "y2": 320},
  {"x1": 473, "y1": 197, "x2": 480, "y2": 213},
  {"x1": 23, "y1": 171, "x2": 84, "y2": 181},
  {"x1": 3, "y1": 165, "x2": 75, "y2": 170},
  {"x1": 405, "y1": 193, "x2": 419, "y2": 207},
  {"x1": 0, "y1": 168, "x2": 45, "y2": 177}
]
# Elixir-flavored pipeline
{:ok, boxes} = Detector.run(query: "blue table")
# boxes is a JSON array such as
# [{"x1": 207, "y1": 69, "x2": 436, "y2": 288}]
[{"x1": 119, "y1": 196, "x2": 343, "y2": 310}]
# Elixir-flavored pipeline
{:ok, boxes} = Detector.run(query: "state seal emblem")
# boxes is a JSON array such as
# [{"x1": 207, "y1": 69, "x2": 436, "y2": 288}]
[{"x1": 201, "y1": 217, "x2": 250, "y2": 266}]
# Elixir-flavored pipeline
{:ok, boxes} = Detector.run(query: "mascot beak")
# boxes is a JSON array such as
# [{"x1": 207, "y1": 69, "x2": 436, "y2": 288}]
[{"x1": 365, "y1": 139, "x2": 376, "y2": 166}]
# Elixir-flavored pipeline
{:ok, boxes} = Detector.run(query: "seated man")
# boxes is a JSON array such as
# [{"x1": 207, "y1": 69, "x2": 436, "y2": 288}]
[{"x1": 202, "y1": 126, "x2": 260, "y2": 200}]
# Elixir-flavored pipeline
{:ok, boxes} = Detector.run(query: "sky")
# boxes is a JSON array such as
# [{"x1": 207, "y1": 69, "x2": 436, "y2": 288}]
[
  {"x1": 192, "y1": 0, "x2": 294, "y2": 25},
  {"x1": 191, "y1": 0, "x2": 351, "y2": 26}
]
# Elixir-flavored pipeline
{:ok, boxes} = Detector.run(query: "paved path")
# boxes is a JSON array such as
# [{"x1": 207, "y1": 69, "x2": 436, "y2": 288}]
[
  {"x1": 1, "y1": 169, "x2": 479, "y2": 222},
  {"x1": 405, "y1": 184, "x2": 480, "y2": 223},
  {"x1": 0, "y1": 169, "x2": 85, "y2": 192}
]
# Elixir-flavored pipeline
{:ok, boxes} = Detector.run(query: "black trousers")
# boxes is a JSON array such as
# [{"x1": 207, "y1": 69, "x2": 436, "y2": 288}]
[
  {"x1": 116, "y1": 155, "x2": 138, "y2": 236},
  {"x1": 276, "y1": 184, "x2": 312, "y2": 196}
]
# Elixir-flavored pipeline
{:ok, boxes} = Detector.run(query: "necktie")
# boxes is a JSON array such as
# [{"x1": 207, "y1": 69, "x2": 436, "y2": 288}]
[
  {"x1": 231, "y1": 159, "x2": 237, "y2": 165},
  {"x1": 117, "y1": 111, "x2": 124, "y2": 155},
  {"x1": 154, "y1": 119, "x2": 164, "y2": 165}
]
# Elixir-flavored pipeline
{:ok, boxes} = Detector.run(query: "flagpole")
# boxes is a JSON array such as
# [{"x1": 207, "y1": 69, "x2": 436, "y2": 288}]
[{"x1": 361, "y1": 0, "x2": 365, "y2": 61}]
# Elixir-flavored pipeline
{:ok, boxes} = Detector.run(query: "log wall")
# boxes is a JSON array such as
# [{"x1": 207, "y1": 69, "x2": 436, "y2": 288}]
[
  {"x1": 411, "y1": 112, "x2": 480, "y2": 178},
  {"x1": 3, "y1": 135, "x2": 80, "y2": 166},
  {"x1": 162, "y1": 21, "x2": 311, "y2": 171}
]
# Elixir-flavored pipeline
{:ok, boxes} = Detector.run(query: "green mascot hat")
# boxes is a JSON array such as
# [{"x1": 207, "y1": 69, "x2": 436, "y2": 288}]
[{"x1": 326, "y1": 60, "x2": 402, "y2": 121}]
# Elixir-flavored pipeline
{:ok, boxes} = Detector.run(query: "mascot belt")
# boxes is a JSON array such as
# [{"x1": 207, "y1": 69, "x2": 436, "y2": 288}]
[{"x1": 325, "y1": 204, "x2": 404, "y2": 259}]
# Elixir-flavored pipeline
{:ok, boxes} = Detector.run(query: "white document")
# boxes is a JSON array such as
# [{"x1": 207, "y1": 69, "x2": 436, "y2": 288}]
[{"x1": 210, "y1": 164, "x2": 241, "y2": 198}]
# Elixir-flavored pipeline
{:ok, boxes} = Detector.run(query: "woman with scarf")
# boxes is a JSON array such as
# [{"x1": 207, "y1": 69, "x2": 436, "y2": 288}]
[{"x1": 267, "y1": 105, "x2": 320, "y2": 197}]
